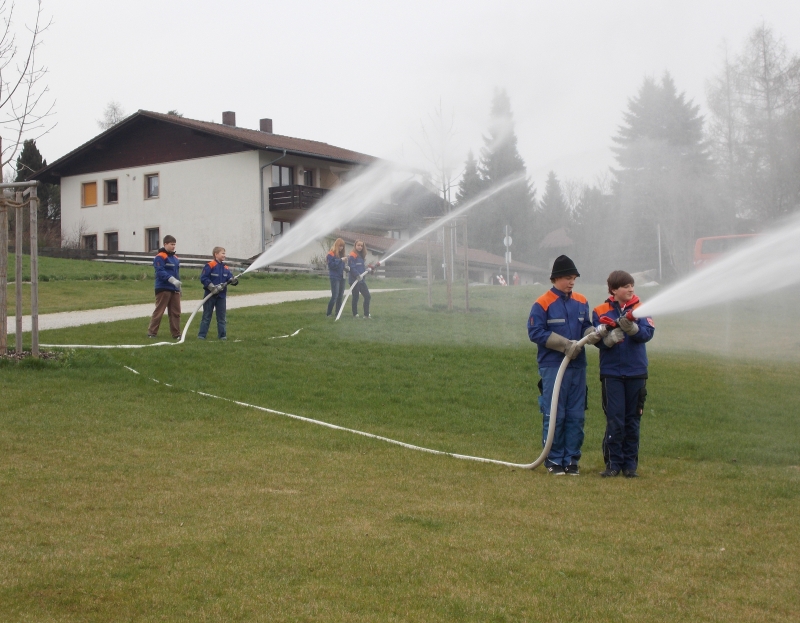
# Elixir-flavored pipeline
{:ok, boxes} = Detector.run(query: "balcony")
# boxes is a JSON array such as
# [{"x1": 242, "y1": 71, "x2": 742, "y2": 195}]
[{"x1": 269, "y1": 185, "x2": 329, "y2": 216}]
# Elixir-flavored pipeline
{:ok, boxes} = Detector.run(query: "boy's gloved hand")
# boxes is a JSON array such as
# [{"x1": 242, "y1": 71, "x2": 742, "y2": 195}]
[
  {"x1": 564, "y1": 340, "x2": 583, "y2": 360},
  {"x1": 229, "y1": 276, "x2": 239, "y2": 286},
  {"x1": 618, "y1": 315, "x2": 639, "y2": 336},
  {"x1": 209, "y1": 283, "x2": 224, "y2": 295},
  {"x1": 602, "y1": 327, "x2": 625, "y2": 347},
  {"x1": 545, "y1": 332, "x2": 583, "y2": 360},
  {"x1": 168, "y1": 277, "x2": 182, "y2": 292},
  {"x1": 583, "y1": 326, "x2": 603, "y2": 345}
]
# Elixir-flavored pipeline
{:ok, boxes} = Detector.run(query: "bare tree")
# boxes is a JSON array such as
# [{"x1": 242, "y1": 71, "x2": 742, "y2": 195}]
[
  {"x1": 0, "y1": 0, "x2": 54, "y2": 176},
  {"x1": 97, "y1": 100, "x2": 126, "y2": 130},
  {"x1": 414, "y1": 99, "x2": 461, "y2": 209}
]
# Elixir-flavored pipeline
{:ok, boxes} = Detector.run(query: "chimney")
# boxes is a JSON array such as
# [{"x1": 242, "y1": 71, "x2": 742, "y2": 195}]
[
  {"x1": 222, "y1": 111, "x2": 236, "y2": 127},
  {"x1": 260, "y1": 118, "x2": 273, "y2": 133}
]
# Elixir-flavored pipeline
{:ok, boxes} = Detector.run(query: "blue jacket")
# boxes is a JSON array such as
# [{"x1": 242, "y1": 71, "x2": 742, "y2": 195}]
[
  {"x1": 528, "y1": 287, "x2": 593, "y2": 368},
  {"x1": 592, "y1": 297, "x2": 655, "y2": 378},
  {"x1": 347, "y1": 251, "x2": 368, "y2": 285},
  {"x1": 153, "y1": 249, "x2": 180, "y2": 292},
  {"x1": 200, "y1": 260, "x2": 234, "y2": 298},
  {"x1": 327, "y1": 251, "x2": 346, "y2": 279}
]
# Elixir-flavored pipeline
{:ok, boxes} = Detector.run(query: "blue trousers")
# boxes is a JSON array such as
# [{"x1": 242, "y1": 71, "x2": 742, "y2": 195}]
[
  {"x1": 351, "y1": 280, "x2": 370, "y2": 316},
  {"x1": 327, "y1": 277, "x2": 345, "y2": 316},
  {"x1": 198, "y1": 294, "x2": 227, "y2": 339},
  {"x1": 539, "y1": 366, "x2": 587, "y2": 468},
  {"x1": 601, "y1": 377, "x2": 647, "y2": 472}
]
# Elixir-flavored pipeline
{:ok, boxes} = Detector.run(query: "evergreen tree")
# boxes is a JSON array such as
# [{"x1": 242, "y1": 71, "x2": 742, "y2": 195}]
[
  {"x1": 613, "y1": 73, "x2": 721, "y2": 276},
  {"x1": 14, "y1": 139, "x2": 60, "y2": 235},
  {"x1": 538, "y1": 171, "x2": 570, "y2": 237},
  {"x1": 468, "y1": 89, "x2": 536, "y2": 262},
  {"x1": 455, "y1": 150, "x2": 482, "y2": 206}
]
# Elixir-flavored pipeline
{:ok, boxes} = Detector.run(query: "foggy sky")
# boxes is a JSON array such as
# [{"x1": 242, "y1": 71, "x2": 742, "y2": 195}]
[{"x1": 23, "y1": 0, "x2": 800, "y2": 193}]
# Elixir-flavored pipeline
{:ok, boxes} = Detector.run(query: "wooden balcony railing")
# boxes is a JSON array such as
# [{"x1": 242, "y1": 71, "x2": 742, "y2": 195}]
[{"x1": 269, "y1": 185, "x2": 329, "y2": 211}]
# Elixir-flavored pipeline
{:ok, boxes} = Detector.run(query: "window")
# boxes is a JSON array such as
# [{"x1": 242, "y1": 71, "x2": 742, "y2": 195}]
[
  {"x1": 81, "y1": 182, "x2": 98, "y2": 207},
  {"x1": 82, "y1": 234, "x2": 97, "y2": 250},
  {"x1": 105, "y1": 232, "x2": 119, "y2": 252},
  {"x1": 303, "y1": 169, "x2": 314, "y2": 186},
  {"x1": 104, "y1": 179, "x2": 118, "y2": 203},
  {"x1": 146, "y1": 228, "x2": 160, "y2": 252},
  {"x1": 271, "y1": 165, "x2": 294, "y2": 186},
  {"x1": 389, "y1": 230, "x2": 401, "y2": 239},
  {"x1": 270, "y1": 220, "x2": 291, "y2": 240},
  {"x1": 145, "y1": 174, "x2": 159, "y2": 198}
]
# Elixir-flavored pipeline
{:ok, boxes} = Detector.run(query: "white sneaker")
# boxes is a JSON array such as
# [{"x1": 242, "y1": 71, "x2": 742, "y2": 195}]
[{"x1": 353, "y1": 314, "x2": 360, "y2": 318}]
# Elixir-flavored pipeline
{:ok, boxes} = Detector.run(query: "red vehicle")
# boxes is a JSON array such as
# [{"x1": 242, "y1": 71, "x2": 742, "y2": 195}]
[{"x1": 693, "y1": 234, "x2": 758, "y2": 269}]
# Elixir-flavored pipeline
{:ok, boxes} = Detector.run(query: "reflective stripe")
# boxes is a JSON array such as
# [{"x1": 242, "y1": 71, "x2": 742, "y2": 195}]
[{"x1": 547, "y1": 318, "x2": 566, "y2": 324}]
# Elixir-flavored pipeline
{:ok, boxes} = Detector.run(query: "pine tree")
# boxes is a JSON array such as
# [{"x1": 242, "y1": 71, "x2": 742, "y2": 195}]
[
  {"x1": 455, "y1": 150, "x2": 482, "y2": 205},
  {"x1": 538, "y1": 171, "x2": 570, "y2": 237},
  {"x1": 469, "y1": 89, "x2": 536, "y2": 262},
  {"x1": 613, "y1": 73, "x2": 721, "y2": 276},
  {"x1": 14, "y1": 139, "x2": 60, "y2": 235}
]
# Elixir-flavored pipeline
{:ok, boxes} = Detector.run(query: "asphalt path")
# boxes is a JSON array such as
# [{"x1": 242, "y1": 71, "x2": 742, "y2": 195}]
[{"x1": 7, "y1": 289, "x2": 403, "y2": 334}]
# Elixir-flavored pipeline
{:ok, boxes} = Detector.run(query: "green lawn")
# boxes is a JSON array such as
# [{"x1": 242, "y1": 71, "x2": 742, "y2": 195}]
[{"x1": 1, "y1": 275, "x2": 798, "y2": 622}]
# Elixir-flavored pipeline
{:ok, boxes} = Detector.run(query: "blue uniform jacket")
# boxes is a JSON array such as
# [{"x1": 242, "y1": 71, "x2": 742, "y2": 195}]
[
  {"x1": 592, "y1": 297, "x2": 655, "y2": 378},
  {"x1": 200, "y1": 260, "x2": 234, "y2": 298},
  {"x1": 347, "y1": 252, "x2": 367, "y2": 285},
  {"x1": 153, "y1": 249, "x2": 180, "y2": 292},
  {"x1": 528, "y1": 287, "x2": 592, "y2": 368},
  {"x1": 327, "y1": 251, "x2": 346, "y2": 279}
]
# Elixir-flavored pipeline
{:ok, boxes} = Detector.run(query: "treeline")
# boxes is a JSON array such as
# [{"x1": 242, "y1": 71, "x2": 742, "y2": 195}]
[{"x1": 457, "y1": 24, "x2": 800, "y2": 282}]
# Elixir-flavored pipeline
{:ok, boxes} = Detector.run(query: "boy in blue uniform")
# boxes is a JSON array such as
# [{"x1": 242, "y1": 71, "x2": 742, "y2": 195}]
[
  {"x1": 528, "y1": 256, "x2": 601, "y2": 475},
  {"x1": 147, "y1": 235, "x2": 181, "y2": 339},
  {"x1": 592, "y1": 270, "x2": 655, "y2": 478},
  {"x1": 198, "y1": 246, "x2": 238, "y2": 340}
]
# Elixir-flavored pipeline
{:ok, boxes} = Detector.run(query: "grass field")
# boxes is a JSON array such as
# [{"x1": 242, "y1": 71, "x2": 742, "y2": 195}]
[{"x1": 1, "y1": 263, "x2": 798, "y2": 622}]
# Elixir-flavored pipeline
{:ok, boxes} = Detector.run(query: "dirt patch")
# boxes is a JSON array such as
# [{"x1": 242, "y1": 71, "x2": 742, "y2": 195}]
[{"x1": 0, "y1": 349, "x2": 64, "y2": 363}]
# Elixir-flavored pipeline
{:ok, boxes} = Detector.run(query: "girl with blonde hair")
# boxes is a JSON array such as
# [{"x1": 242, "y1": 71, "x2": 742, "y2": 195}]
[
  {"x1": 326, "y1": 238, "x2": 347, "y2": 317},
  {"x1": 347, "y1": 239, "x2": 373, "y2": 318}
]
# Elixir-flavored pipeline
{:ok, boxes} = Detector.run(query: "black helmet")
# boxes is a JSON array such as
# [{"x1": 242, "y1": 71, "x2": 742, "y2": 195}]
[{"x1": 550, "y1": 255, "x2": 580, "y2": 279}]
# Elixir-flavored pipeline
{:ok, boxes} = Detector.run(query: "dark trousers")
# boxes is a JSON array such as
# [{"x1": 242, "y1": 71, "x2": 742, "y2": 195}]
[
  {"x1": 148, "y1": 290, "x2": 181, "y2": 338},
  {"x1": 539, "y1": 366, "x2": 587, "y2": 468},
  {"x1": 601, "y1": 377, "x2": 647, "y2": 472},
  {"x1": 351, "y1": 281, "x2": 370, "y2": 316},
  {"x1": 327, "y1": 277, "x2": 345, "y2": 316},
  {"x1": 198, "y1": 294, "x2": 227, "y2": 339}
]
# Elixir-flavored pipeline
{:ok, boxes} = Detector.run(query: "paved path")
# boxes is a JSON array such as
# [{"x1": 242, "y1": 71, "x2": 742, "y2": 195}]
[{"x1": 7, "y1": 289, "x2": 403, "y2": 334}]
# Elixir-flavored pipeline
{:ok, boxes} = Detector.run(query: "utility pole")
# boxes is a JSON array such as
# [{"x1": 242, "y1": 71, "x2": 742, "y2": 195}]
[
  {"x1": 503, "y1": 225, "x2": 512, "y2": 285},
  {"x1": 463, "y1": 219, "x2": 469, "y2": 311},
  {"x1": 657, "y1": 223, "x2": 663, "y2": 282}
]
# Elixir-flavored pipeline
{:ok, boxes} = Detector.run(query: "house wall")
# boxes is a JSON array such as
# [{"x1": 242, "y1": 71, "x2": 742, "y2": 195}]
[{"x1": 62, "y1": 151, "x2": 263, "y2": 259}]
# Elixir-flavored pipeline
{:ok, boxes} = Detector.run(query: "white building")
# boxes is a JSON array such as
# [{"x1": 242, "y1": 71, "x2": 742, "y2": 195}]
[{"x1": 36, "y1": 110, "x2": 375, "y2": 259}]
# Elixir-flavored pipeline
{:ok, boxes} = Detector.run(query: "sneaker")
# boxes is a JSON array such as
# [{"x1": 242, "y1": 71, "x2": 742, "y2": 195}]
[
  {"x1": 623, "y1": 469, "x2": 639, "y2": 479},
  {"x1": 565, "y1": 464, "x2": 580, "y2": 476},
  {"x1": 364, "y1": 314, "x2": 372, "y2": 319},
  {"x1": 600, "y1": 468, "x2": 621, "y2": 478},
  {"x1": 546, "y1": 465, "x2": 566, "y2": 476},
  {"x1": 197, "y1": 336, "x2": 206, "y2": 340},
  {"x1": 353, "y1": 314, "x2": 360, "y2": 318},
  {"x1": 220, "y1": 337, "x2": 227, "y2": 341},
  {"x1": 147, "y1": 334, "x2": 157, "y2": 339},
  {"x1": 173, "y1": 336, "x2": 181, "y2": 341},
  {"x1": 326, "y1": 314, "x2": 332, "y2": 318}
]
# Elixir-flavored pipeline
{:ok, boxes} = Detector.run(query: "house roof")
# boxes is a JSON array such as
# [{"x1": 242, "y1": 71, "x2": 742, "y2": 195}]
[
  {"x1": 334, "y1": 229, "x2": 546, "y2": 274},
  {"x1": 34, "y1": 110, "x2": 377, "y2": 183}
]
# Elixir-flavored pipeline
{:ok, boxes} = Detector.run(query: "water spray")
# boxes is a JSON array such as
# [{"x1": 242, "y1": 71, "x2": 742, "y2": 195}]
[
  {"x1": 334, "y1": 174, "x2": 526, "y2": 322},
  {"x1": 633, "y1": 211, "x2": 800, "y2": 319}
]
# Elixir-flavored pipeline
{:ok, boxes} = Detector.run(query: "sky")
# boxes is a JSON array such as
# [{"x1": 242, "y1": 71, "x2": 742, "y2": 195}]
[{"x1": 13, "y1": 0, "x2": 800, "y2": 194}]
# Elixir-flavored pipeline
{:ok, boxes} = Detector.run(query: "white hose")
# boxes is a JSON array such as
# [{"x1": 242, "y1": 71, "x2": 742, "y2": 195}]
[
  {"x1": 122, "y1": 332, "x2": 595, "y2": 470},
  {"x1": 42, "y1": 288, "x2": 219, "y2": 349},
  {"x1": 334, "y1": 276, "x2": 362, "y2": 321}
]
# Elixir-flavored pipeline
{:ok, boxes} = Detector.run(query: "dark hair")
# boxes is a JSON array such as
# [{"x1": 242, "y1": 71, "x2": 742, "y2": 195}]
[
  {"x1": 607, "y1": 270, "x2": 634, "y2": 294},
  {"x1": 163, "y1": 234, "x2": 176, "y2": 244}
]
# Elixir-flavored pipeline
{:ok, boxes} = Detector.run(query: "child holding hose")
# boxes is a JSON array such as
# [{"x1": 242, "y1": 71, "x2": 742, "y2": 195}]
[
  {"x1": 197, "y1": 247, "x2": 238, "y2": 340},
  {"x1": 592, "y1": 270, "x2": 655, "y2": 478},
  {"x1": 348, "y1": 240, "x2": 373, "y2": 319},
  {"x1": 528, "y1": 255, "x2": 602, "y2": 476},
  {"x1": 326, "y1": 238, "x2": 347, "y2": 317}
]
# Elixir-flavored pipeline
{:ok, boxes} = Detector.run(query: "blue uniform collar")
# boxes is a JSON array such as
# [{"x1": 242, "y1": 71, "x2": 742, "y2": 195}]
[{"x1": 551, "y1": 286, "x2": 573, "y2": 300}]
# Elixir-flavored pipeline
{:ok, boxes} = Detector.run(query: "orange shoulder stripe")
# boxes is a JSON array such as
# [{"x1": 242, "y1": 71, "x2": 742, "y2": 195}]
[
  {"x1": 208, "y1": 260, "x2": 218, "y2": 269},
  {"x1": 157, "y1": 252, "x2": 168, "y2": 259},
  {"x1": 594, "y1": 302, "x2": 613, "y2": 316},
  {"x1": 572, "y1": 292, "x2": 587, "y2": 304},
  {"x1": 535, "y1": 290, "x2": 559, "y2": 312}
]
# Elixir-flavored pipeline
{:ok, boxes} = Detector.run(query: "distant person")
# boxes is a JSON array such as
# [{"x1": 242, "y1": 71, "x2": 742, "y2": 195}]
[
  {"x1": 592, "y1": 270, "x2": 655, "y2": 478},
  {"x1": 528, "y1": 255, "x2": 601, "y2": 476},
  {"x1": 513, "y1": 272, "x2": 520, "y2": 286},
  {"x1": 147, "y1": 235, "x2": 182, "y2": 339},
  {"x1": 197, "y1": 246, "x2": 238, "y2": 341},
  {"x1": 326, "y1": 238, "x2": 348, "y2": 317},
  {"x1": 348, "y1": 239, "x2": 373, "y2": 318}
]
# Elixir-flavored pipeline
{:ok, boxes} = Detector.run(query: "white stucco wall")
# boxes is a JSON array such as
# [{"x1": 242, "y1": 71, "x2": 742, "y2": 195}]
[{"x1": 61, "y1": 151, "x2": 262, "y2": 259}]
